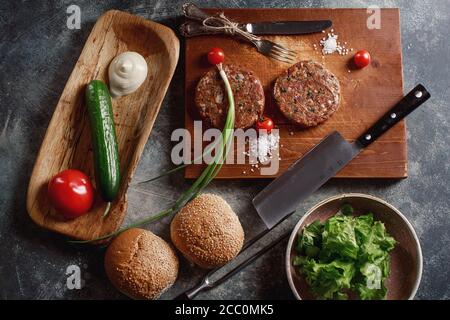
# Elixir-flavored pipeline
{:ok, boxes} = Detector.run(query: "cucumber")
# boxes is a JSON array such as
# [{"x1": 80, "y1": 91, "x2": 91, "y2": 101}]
[{"x1": 85, "y1": 80, "x2": 120, "y2": 212}]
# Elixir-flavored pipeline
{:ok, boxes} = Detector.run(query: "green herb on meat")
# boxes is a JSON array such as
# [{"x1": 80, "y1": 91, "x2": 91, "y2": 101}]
[{"x1": 294, "y1": 205, "x2": 396, "y2": 300}]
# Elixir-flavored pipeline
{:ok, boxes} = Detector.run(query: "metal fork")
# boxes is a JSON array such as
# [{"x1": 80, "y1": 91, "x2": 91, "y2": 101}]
[
  {"x1": 181, "y1": 3, "x2": 297, "y2": 63},
  {"x1": 251, "y1": 38, "x2": 297, "y2": 63}
]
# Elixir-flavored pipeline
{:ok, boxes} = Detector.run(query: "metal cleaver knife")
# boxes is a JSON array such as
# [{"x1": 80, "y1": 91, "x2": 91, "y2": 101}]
[
  {"x1": 174, "y1": 84, "x2": 430, "y2": 300},
  {"x1": 253, "y1": 84, "x2": 431, "y2": 229}
]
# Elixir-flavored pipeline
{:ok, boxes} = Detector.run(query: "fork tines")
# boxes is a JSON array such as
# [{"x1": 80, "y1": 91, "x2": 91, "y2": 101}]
[{"x1": 263, "y1": 40, "x2": 297, "y2": 63}]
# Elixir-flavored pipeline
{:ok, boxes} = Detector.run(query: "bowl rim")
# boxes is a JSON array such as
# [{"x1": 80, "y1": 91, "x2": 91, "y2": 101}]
[{"x1": 285, "y1": 193, "x2": 423, "y2": 300}]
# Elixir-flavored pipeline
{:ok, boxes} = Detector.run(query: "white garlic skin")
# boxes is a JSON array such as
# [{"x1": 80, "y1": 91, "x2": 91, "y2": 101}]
[{"x1": 108, "y1": 51, "x2": 148, "y2": 98}]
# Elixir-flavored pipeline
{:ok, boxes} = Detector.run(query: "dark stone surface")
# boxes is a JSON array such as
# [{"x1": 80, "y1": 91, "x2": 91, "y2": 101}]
[{"x1": 0, "y1": 0, "x2": 449, "y2": 300}]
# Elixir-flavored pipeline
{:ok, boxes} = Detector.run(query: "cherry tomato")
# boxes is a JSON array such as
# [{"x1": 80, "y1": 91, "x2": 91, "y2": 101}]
[
  {"x1": 256, "y1": 116, "x2": 275, "y2": 133},
  {"x1": 207, "y1": 47, "x2": 225, "y2": 65},
  {"x1": 353, "y1": 50, "x2": 371, "y2": 68},
  {"x1": 48, "y1": 169, "x2": 94, "y2": 219}
]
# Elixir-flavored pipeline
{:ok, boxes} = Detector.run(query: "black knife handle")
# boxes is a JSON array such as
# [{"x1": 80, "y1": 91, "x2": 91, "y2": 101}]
[{"x1": 356, "y1": 84, "x2": 430, "y2": 148}]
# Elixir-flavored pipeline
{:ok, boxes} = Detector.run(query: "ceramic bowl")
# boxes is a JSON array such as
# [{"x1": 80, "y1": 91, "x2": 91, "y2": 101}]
[{"x1": 286, "y1": 193, "x2": 422, "y2": 300}]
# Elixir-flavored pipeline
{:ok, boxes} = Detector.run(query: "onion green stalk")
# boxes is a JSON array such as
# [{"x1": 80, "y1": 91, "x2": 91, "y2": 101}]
[
  {"x1": 71, "y1": 64, "x2": 235, "y2": 244},
  {"x1": 136, "y1": 122, "x2": 224, "y2": 184}
]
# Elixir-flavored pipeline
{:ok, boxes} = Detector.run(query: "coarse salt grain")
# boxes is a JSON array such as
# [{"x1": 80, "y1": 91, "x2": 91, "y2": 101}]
[
  {"x1": 319, "y1": 31, "x2": 351, "y2": 56},
  {"x1": 248, "y1": 132, "x2": 280, "y2": 164},
  {"x1": 320, "y1": 34, "x2": 338, "y2": 54}
]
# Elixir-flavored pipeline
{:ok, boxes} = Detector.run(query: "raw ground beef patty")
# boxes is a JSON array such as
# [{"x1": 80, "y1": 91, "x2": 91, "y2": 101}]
[
  {"x1": 195, "y1": 64, "x2": 265, "y2": 129},
  {"x1": 273, "y1": 60, "x2": 341, "y2": 127}
]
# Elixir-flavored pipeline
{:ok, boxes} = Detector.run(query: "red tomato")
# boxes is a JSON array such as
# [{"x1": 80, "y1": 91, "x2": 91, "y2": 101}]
[
  {"x1": 353, "y1": 50, "x2": 371, "y2": 68},
  {"x1": 207, "y1": 47, "x2": 225, "y2": 65},
  {"x1": 256, "y1": 116, "x2": 275, "y2": 133},
  {"x1": 48, "y1": 169, "x2": 94, "y2": 219}
]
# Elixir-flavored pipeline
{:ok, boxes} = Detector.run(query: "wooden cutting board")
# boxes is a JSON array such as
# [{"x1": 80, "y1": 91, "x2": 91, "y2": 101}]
[
  {"x1": 27, "y1": 10, "x2": 179, "y2": 241},
  {"x1": 185, "y1": 8, "x2": 406, "y2": 179}
]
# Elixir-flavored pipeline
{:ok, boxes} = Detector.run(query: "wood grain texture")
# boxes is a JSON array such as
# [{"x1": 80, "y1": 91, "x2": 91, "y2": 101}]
[
  {"x1": 185, "y1": 8, "x2": 406, "y2": 179},
  {"x1": 26, "y1": 10, "x2": 179, "y2": 241}
]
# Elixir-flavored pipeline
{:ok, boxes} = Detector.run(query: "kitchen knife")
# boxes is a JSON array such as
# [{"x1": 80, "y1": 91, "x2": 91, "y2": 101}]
[
  {"x1": 181, "y1": 3, "x2": 331, "y2": 36},
  {"x1": 173, "y1": 84, "x2": 430, "y2": 300},
  {"x1": 253, "y1": 84, "x2": 431, "y2": 229},
  {"x1": 240, "y1": 20, "x2": 332, "y2": 35},
  {"x1": 180, "y1": 20, "x2": 331, "y2": 37}
]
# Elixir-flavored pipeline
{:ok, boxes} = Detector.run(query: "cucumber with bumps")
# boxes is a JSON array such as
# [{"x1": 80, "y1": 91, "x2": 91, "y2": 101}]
[{"x1": 85, "y1": 80, "x2": 120, "y2": 216}]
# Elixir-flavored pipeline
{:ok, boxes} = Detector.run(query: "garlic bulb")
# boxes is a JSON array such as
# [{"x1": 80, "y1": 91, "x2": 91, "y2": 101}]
[{"x1": 108, "y1": 51, "x2": 148, "y2": 98}]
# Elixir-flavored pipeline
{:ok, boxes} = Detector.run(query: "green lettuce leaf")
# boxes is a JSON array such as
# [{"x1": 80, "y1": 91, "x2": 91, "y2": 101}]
[
  {"x1": 296, "y1": 220, "x2": 324, "y2": 257},
  {"x1": 322, "y1": 214, "x2": 359, "y2": 260},
  {"x1": 299, "y1": 259, "x2": 355, "y2": 300},
  {"x1": 353, "y1": 262, "x2": 388, "y2": 300},
  {"x1": 294, "y1": 206, "x2": 397, "y2": 300},
  {"x1": 353, "y1": 282, "x2": 387, "y2": 300}
]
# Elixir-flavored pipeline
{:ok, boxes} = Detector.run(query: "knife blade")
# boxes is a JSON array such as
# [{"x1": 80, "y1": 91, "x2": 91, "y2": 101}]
[
  {"x1": 253, "y1": 131, "x2": 359, "y2": 229},
  {"x1": 253, "y1": 84, "x2": 431, "y2": 229},
  {"x1": 240, "y1": 20, "x2": 332, "y2": 35}
]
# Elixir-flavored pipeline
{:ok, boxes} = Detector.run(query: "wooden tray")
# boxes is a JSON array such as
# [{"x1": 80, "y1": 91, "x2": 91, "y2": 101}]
[
  {"x1": 27, "y1": 10, "x2": 179, "y2": 241},
  {"x1": 185, "y1": 8, "x2": 406, "y2": 179}
]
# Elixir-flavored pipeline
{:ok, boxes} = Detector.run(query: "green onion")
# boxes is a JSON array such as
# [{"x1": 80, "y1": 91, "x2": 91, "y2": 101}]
[{"x1": 71, "y1": 64, "x2": 235, "y2": 244}]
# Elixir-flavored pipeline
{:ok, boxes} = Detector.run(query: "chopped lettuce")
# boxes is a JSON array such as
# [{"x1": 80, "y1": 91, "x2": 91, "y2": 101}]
[
  {"x1": 294, "y1": 207, "x2": 396, "y2": 300},
  {"x1": 296, "y1": 220, "x2": 323, "y2": 257},
  {"x1": 298, "y1": 259, "x2": 355, "y2": 300},
  {"x1": 322, "y1": 214, "x2": 359, "y2": 260}
]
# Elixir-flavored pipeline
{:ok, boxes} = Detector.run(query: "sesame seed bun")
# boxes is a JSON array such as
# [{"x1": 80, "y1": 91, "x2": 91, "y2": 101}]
[
  {"x1": 104, "y1": 228, "x2": 179, "y2": 300},
  {"x1": 170, "y1": 194, "x2": 245, "y2": 269}
]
